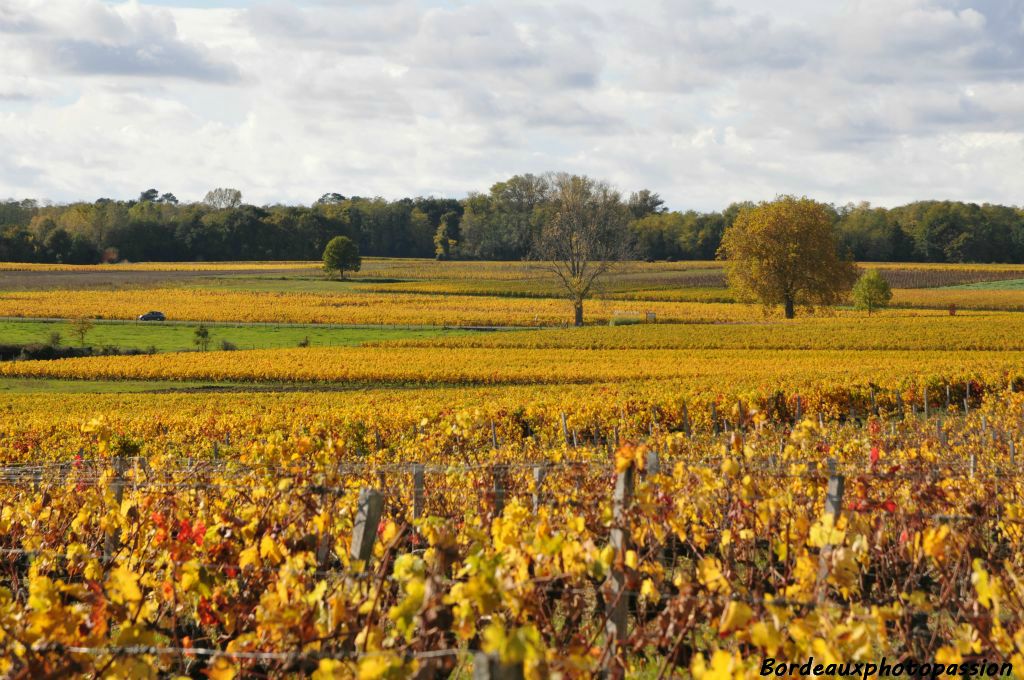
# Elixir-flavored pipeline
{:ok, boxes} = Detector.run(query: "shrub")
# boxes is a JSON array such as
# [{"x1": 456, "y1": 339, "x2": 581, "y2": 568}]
[
  {"x1": 853, "y1": 270, "x2": 893, "y2": 315},
  {"x1": 194, "y1": 325, "x2": 211, "y2": 351}
]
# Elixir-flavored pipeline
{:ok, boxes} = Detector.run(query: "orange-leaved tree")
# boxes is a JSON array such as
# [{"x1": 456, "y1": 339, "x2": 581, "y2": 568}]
[{"x1": 718, "y1": 195, "x2": 857, "y2": 318}]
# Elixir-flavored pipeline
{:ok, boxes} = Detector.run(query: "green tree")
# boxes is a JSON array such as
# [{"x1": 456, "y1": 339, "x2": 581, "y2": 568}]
[
  {"x1": 193, "y1": 324, "x2": 211, "y2": 351},
  {"x1": 718, "y1": 196, "x2": 858, "y2": 318},
  {"x1": 626, "y1": 189, "x2": 666, "y2": 219},
  {"x1": 433, "y1": 211, "x2": 461, "y2": 260},
  {"x1": 852, "y1": 269, "x2": 892, "y2": 315},
  {"x1": 322, "y1": 235, "x2": 361, "y2": 280},
  {"x1": 836, "y1": 202, "x2": 897, "y2": 261},
  {"x1": 44, "y1": 228, "x2": 73, "y2": 263},
  {"x1": 315, "y1": 192, "x2": 346, "y2": 205},
  {"x1": 460, "y1": 174, "x2": 550, "y2": 259}
]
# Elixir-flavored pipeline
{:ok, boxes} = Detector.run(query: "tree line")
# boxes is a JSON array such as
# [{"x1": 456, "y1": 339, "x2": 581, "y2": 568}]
[{"x1": 1, "y1": 178, "x2": 1022, "y2": 263}]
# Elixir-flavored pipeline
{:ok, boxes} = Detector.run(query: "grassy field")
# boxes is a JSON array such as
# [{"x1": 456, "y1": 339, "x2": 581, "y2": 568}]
[
  {"x1": 0, "y1": 318, "x2": 469, "y2": 353},
  {"x1": 945, "y1": 277, "x2": 1024, "y2": 290}
]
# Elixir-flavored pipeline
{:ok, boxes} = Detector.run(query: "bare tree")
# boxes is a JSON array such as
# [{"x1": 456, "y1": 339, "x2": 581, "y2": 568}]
[
  {"x1": 531, "y1": 173, "x2": 634, "y2": 326},
  {"x1": 69, "y1": 317, "x2": 93, "y2": 347},
  {"x1": 202, "y1": 188, "x2": 243, "y2": 210}
]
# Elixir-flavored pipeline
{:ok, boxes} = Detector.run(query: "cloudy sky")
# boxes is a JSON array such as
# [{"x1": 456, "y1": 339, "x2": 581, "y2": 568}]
[{"x1": 1, "y1": 0, "x2": 1022, "y2": 210}]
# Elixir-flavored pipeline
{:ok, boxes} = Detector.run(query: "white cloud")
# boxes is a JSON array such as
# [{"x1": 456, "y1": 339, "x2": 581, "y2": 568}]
[
  {"x1": 2, "y1": 0, "x2": 240, "y2": 81},
  {"x1": 0, "y1": 0, "x2": 1022, "y2": 210}
]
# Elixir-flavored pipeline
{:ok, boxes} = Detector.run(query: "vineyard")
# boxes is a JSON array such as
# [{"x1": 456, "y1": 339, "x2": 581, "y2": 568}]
[
  {"x1": 3, "y1": 389, "x2": 1024, "y2": 677},
  {"x1": 2, "y1": 259, "x2": 1024, "y2": 678}
]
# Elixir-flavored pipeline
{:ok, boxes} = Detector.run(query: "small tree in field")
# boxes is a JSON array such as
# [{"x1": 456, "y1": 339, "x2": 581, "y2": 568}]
[
  {"x1": 323, "y1": 236, "x2": 361, "y2": 280},
  {"x1": 718, "y1": 196, "x2": 857, "y2": 318},
  {"x1": 69, "y1": 317, "x2": 93, "y2": 347},
  {"x1": 852, "y1": 269, "x2": 892, "y2": 315},
  {"x1": 193, "y1": 325, "x2": 211, "y2": 351},
  {"x1": 531, "y1": 173, "x2": 634, "y2": 326}
]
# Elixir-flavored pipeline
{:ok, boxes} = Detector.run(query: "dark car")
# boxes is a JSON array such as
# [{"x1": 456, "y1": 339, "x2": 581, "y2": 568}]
[{"x1": 138, "y1": 311, "x2": 166, "y2": 321}]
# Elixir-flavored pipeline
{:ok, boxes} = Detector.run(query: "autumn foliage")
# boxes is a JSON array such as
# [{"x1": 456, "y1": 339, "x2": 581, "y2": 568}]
[{"x1": 1, "y1": 389, "x2": 1024, "y2": 677}]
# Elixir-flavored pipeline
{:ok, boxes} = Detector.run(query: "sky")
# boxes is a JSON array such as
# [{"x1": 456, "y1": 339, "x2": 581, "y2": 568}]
[{"x1": 0, "y1": 0, "x2": 1023, "y2": 211}]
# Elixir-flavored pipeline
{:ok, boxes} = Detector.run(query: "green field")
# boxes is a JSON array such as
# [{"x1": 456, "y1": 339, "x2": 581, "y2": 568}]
[
  {"x1": 946, "y1": 278, "x2": 1024, "y2": 290},
  {"x1": 0, "y1": 319, "x2": 469, "y2": 353}
]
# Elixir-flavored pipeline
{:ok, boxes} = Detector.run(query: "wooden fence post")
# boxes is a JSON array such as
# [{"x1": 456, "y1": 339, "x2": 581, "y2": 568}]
[
  {"x1": 350, "y1": 488, "x2": 384, "y2": 564},
  {"x1": 491, "y1": 421, "x2": 499, "y2": 449},
  {"x1": 681, "y1": 403, "x2": 691, "y2": 437},
  {"x1": 532, "y1": 464, "x2": 546, "y2": 513},
  {"x1": 645, "y1": 449, "x2": 660, "y2": 476},
  {"x1": 795, "y1": 395, "x2": 803, "y2": 421},
  {"x1": 104, "y1": 456, "x2": 127, "y2": 559},
  {"x1": 606, "y1": 465, "x2": 635, "y2": 651},
  {"x1": 816, "y1": 473, "x2": 845, "y2": 604},
  {"x1": 412, "y1": 463, "x2": 425, "y2": 520},
  {"x1": 711, "y1": 403, "x2": 719, "y2": 435},
  {"x1": 923, "y1": 387, "x2": 929, "y2": 419},
  {"x1": 473, "y1": 652, "x2": 525, "y2": 680},
  {"x1": 824, "y1": 474, "x2": 844, "y2": 518},
  {"x1": 317, "y1": 483, "x2": 333, "y2": 568},
  {"x1": 560, "y1": 413, "x2": 571, "y2": 446},
  {"x1": 492, "y1": 464, "x2": 508, "y2": 517}
]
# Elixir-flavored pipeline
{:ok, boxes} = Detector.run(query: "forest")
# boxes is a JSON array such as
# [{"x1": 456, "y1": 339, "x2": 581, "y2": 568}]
[{"x1": 1, "y1": 176, "x2": 1021, "y2": 264}]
